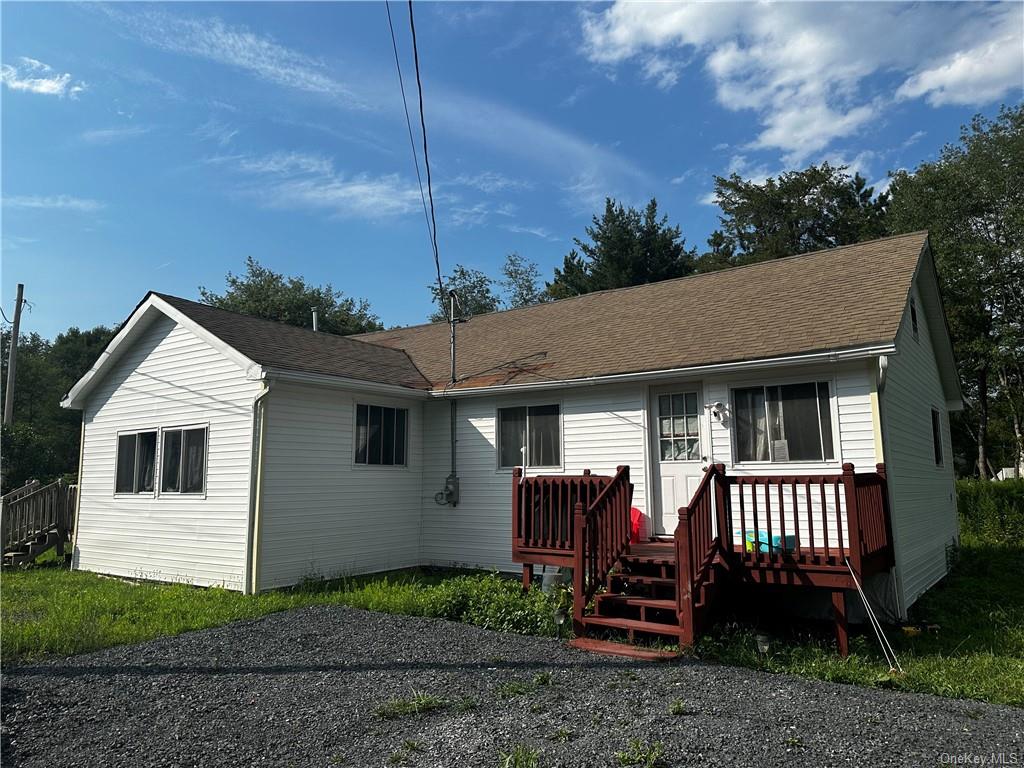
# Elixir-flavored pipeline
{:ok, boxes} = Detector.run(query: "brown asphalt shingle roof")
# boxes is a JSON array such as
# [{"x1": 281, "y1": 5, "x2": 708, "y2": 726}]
[
  {"x1": 354, "y1": 232, "x2": 929, "y2": 391},
  {"x1": 154, "y1": 294, "x2": 430, "y2": 389}
]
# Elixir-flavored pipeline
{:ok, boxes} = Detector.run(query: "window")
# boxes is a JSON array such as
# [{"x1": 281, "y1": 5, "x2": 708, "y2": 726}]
[
  {"x1": 931, "y1": 409, "x2": 943, "y2": 466},
  {"x1": 910, "y1": 298, "x2": 919, "y2": 340},
  {"x1": 732, "y1": 382, "x2": 835, "y2": 463},
  {"x1": 161, "y1": 427, "x2": 207, "y2": 493},
  {"x1": 498, "y1": 404, "x2": 560, "y2": 468},
  {"x1": 355, "y1": 404, "x2": 408, "y2": 466},
  {"x1": 115, "y1": 431, "x2": 158, "y2": 494},
  {"x1": 658, "y1": 392, "x2": 701, "y2": 461}
]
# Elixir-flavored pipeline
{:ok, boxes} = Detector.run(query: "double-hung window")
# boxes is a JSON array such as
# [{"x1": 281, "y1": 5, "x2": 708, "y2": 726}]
[
  {"x1": 732, "y1": 381, "x2": 835, "y2": 463},
  {"x1": 355, "y1": 404, "x2": 408, "y2": 466},
  {"x1": 161, "y1": 427, "x2": 208, "y2": 494},
  {"x1": 115, "y1": 431, "x2": 158, "y2": 494},
  {"x1": 498, "y1": 404, "x2": 560, "y2": 468}
]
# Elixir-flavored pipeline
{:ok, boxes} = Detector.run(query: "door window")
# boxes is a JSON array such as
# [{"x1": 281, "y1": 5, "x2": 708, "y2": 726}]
[{"x1": 658, "y1": 392, "x2": 700, "y2": 461}]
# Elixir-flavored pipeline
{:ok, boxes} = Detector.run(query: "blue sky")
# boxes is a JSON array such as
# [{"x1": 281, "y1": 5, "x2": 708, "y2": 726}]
[{"x1": 2, "y1": 2, "x2": 1021, "y2": 338}]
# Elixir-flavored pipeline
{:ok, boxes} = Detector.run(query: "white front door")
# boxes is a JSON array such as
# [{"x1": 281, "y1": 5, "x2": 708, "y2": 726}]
[{"x1": 650, "y1": 386, "x2": 707, "y2": 535}]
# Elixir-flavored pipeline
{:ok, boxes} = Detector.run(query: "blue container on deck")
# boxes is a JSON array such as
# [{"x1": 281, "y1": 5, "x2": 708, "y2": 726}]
[{"x1": 736, "y1": 530, "x2": 797, "y2": 554}]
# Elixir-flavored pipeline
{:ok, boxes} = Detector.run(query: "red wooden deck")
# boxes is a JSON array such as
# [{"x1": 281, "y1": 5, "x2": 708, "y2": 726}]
[{"x1": 512, "y1": 463, "x2": 894, "y2": 656}]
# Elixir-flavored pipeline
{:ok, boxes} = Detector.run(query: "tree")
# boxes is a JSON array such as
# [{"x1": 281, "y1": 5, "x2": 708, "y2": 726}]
[
  {"x1": 199, "y1": 257, "x2": 383, "y2": 335},
  {"x1": 429, "y1": 265, "x2": 501, "y2": 322},
  {"x1": 547, "y1": 198, "x2": 696, "y2": 299},
  {"x1": 0, "y1": 324, "x2": 116, "y2": 492},
  {"x1": 501, "y1": 253, "x2": 548, "y2": 309},
  {"x1": 887, "y1": 105, "x2": 1024, "y2": 477},
  {"x1": 700, "y1": 163, "x2": 889, "y2": 269}
]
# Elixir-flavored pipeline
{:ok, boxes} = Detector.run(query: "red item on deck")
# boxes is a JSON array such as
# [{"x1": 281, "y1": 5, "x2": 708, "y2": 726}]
[{"x1": 630, "y1": 507, "x2": 645, "y2": 543}]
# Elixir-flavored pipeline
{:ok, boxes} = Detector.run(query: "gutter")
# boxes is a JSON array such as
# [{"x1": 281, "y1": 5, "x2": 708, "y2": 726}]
[
  {"x1": 435, "y1": 342, "x2": 898, "y2": 398},
  {"x1": 264, "y1": 368, "x2": 431, "y2": 398},
  {"x1": 244, "y1": 381, "x2": 272, "y2": 595}
]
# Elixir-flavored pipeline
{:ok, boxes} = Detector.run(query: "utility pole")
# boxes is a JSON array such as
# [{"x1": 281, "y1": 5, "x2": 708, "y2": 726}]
[{"x1": 3, "y1": 283, "x2": 24, "y2": 426}]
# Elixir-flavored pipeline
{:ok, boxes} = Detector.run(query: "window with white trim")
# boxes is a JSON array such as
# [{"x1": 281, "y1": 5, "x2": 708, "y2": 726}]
[
  {"x1": 161, "y1": 427, "x2": 208, "y2": 494},
  {"x1": 498, "y1": 404, "x2": 560, "y2": 468},
  {"x1": 657, "y1": 392, "x2": 701, "y2": 461},
  {"x1": 115, "y1": 431, "x2": 158, "y2": 494},
  {"x1": 732, "y1": 381, "x2": 835, "y2": 463},
  {"x1": 355, "y1": 404, "x2": 408, "y2": 466}
]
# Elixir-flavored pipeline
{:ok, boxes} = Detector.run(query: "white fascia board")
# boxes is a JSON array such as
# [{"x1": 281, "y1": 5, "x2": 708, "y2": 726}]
[
  {"x1": 265, "y1": 368, "x2": 431, "y2": 399},
  {"x1": 433, "y1": 342, "x2": 897, "y2": 399},
  {"x1": 60, "y1": 294, "x2": 263, "y2": 409}
]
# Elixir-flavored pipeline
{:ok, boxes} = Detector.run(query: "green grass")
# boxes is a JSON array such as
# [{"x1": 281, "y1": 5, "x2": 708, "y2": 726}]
[
  {"x1": 695, "y1": 539, "x2": 1024, "y2": 707},
  {"x1": 374, "y1": 690, "x2": 448, "y2": 720},
  {"x1": 0, "y1": 565, "x2": 560, "y2": 665},
  {"x1": 497, "y1": 745, "x2": 540, "y2": 768},
  {"x1": 615, "y1": 739, "x2": 666, "y2": 768}
]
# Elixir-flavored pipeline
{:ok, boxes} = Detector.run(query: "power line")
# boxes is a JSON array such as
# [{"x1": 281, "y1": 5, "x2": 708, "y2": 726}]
[
  {"x1": 406, "y1": 0, "x2": 446, "y2": 321},
  {"x1": 384, "y1": 2, "x2": 435, "y2": 270}
]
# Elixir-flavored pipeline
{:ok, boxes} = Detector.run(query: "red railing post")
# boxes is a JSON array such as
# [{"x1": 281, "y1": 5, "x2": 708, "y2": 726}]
[
  {"x1": 712, "y1": 463, "x2": 730, "y2": 555},
  {"x1": 841, "y1": 462, "x2": 862, "y2": 574},
  {"x1": 675, "y1": 505, "x2": 695, "y2": 646},
  {"x1": 572, "y1": 500, "x2": 586, "y2": 636}
]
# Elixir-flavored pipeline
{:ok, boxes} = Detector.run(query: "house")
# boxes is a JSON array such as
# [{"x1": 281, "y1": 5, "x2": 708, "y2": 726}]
[{"x1": 60, "y1": 231, "x2": 960, "y2": 653}]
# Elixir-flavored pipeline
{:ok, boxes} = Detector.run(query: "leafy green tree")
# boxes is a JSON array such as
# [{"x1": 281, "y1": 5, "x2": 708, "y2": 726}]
[
  {"x1": 0, "y1": 324, "x2": 116, "y2": 492},
  {"x1": 700, "y1": 163, "x2": 889, "y2": 269},
  {"x1": 429, "y1": 265, "x2": 501, "y2": 322},
  {"x1": 887, "y1": 105, "x2": 1024, "y2": 477},
  {"x1": 547, "y1": 198, "x2": 696, "y2": 299},
  {"x1": 501, "y1": 252, "x2": 549, "y2": 309},
  {"x1": 199, "y1": 257, "x2": 382, "y2": 335}
]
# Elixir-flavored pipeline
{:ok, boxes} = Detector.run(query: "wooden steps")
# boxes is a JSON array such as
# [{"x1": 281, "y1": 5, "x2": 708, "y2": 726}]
[
  {"x1": 595, "y1": 595, "x2": 676, "y2": 611},
  {"x1": 568, "y1": 636, "x2": 679, "y2": 661}
]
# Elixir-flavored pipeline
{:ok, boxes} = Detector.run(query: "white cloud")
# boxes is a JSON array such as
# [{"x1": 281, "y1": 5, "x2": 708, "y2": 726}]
[
  {"x1": 560, "y1": 84, "x2": 589, "y2": 108},
  {"x1": 451, "y1": 171, "x2": 532, "y2": 194},
  {"x1": 207, "y1": 151, "x2": 423, "y2": 219},
  {"x1": 669, "y1": 169, "x2": 697, "y2": 185},
  {"x1": 81, "y1": 125, "x2": 152, "y2": 144},
  {"x1": 581, "y1": 2, "x2": 1023, "y2": 164},
  {"x1": 901, "y1": 130, "x2": 927, "y2": 150},
  {"x1": 97, "y1": 6, "x2": 365, "y2": 107},
  {"x1": 1, "y1": 57, "x2": 86, "y2": 98},
  {"x1": 501, "y1": 223, "x2": 559, "y2": 242},
  {"x1": 450, "y1": 203, "x2": 490, "y2": 228},
  {"x1": 896, "y1": 7, "x2": 1023, "y2": 106},
  {"x1": 3, "y1": 194, "x2": 104, "y2": 212},
  {"x1": 192, "y1": 118, "x2": 239, "y2": 147}
]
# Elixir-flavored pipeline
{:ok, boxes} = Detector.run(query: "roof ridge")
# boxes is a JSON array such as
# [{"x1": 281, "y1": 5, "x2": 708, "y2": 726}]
[
  {"x1": 356, "y1": 231, "x2": 930, "y2": 338},
  {"x1": 152, "y1": 292, "x2": 410, "y2": 355}
]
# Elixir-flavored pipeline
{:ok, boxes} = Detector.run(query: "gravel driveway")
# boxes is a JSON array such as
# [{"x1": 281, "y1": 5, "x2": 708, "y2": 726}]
[{"x1": 3, "y1": 605, "x2": 1021, "y2": 767}]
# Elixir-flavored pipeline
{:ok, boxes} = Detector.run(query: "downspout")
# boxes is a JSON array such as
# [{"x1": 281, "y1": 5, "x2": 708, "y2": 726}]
[
  {"x1": 244, "y1": 381, "x2": 271, "y2": 594},
  {"x1": 70, "y1": 412, "x2": 86, "y2": 567}
]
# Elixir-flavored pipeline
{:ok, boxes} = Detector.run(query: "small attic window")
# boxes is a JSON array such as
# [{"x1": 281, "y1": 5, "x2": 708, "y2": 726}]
[{"x1": 910, "y1": 298, "x2": 919, "y2": 341}]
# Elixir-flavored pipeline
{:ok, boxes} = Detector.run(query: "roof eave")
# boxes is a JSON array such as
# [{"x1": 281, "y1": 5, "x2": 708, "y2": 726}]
[{"x1": 433, "y1": 341, "x2": 898, "y2": 398}]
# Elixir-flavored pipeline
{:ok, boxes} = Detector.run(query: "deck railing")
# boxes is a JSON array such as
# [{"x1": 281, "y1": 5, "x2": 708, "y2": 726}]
[
  {"x1": 674, "y1": 463, "x2": 727, "y2": 645},
  {"x1": 511, "y1": 468, "x2": 611, "y2": 567},
  {"x1": 572, "y1": 465, "x2": 632, "y2": 633},
  {"x1": 1, "y1": 479, "x2": 77, "y2": 554},
  {"x1": 721, "y1": 462, "x2": 892, "y2": 571}
]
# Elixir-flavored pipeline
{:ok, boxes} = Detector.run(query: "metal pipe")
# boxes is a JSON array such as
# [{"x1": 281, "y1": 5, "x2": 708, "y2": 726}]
[{"x1": 311, "y1": 308, "x2": 319, "y2": 332}]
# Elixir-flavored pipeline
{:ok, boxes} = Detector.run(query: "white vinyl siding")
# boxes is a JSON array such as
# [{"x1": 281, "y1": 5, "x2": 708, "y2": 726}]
[
  {"x1": 256, "y1": 382, "x2": 423, "y2": 589},
  {"x1": 420, "y1": 385, "x2": 648, "y2": 572},
  {"x1": 75, "y1": 314, "x2": 260, "y2": 590},
  {"x1": 880, "y1": 279, "x2": 958, "y2": 615}
]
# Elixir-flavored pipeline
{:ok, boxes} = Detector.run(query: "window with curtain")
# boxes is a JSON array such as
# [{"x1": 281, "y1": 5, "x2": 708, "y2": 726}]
[
  {"x1": 498, "y1": 404, "x2": 560, "y2": 468},
  {"x1": 160, "y1": 427, "x2": 207, "y2": 494},
  {"x1": 115, "y1": 431, "x2": 157, "y2": 494},
  {"x1": 355, "y1": 404, "x2": 408, "y2": 466},
  {"x1": 732, "y1": 382, "x2": 835, "y2": 462}
]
